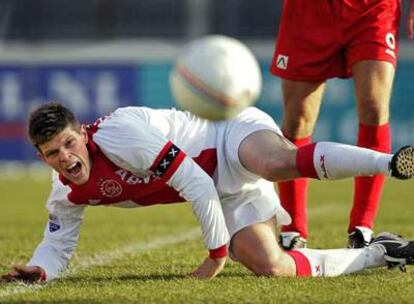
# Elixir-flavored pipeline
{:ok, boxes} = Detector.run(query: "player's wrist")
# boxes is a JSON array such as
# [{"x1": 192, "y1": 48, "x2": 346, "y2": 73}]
[
  {"x1": 33, "y1": 266, "x2": 47, "y2": 282},
  {"x1": 208, "y1": 244, "x2": 227, "y2": 259}
]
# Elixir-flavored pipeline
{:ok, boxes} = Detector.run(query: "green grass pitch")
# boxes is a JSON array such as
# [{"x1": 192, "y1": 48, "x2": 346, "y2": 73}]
[{"x1": 1, "y1": 171, "x2": 414, "y2": 303}]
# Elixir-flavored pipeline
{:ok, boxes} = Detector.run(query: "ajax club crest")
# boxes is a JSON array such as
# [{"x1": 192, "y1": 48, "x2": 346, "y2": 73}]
[{"x1": 99, "y1": 179, "x2": 123, "y2": 198}]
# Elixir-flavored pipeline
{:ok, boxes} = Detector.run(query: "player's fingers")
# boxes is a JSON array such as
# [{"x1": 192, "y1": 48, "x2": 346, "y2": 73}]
[
  {"x1": 0, "y1": 276, "x2": 13, "y2": 282},
  {"x1": 189, "y1": 270, "x2": 208, "y2": 279},
  {"x1": 1, "y1": 270, "x2": 20, "y2": 282},
  {"x1": 189, "y1": 267, "x2": 219, "y2": 279},
  {"x1": 12, "y1": 266, "x2": 42, "y2": 282},
  {"x1": 13, "y1": 265, "x2": 33, "y2": 273},
  {"x1": 189, "y1": 265, "x2": 209, "y2": 278},
  {"x1": 8, "y1": 269, "x2": 20, "y2": 276}
]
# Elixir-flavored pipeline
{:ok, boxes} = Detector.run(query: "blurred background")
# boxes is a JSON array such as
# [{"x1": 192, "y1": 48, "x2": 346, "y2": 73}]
[{"x1": 0, "y1": 0, "x2": 413, "y2": 164}]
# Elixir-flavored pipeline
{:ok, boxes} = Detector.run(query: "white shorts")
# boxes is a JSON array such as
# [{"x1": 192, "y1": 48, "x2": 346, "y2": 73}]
[{"x1": 213, "y1": 107, "x2": 292, "y2": 238}]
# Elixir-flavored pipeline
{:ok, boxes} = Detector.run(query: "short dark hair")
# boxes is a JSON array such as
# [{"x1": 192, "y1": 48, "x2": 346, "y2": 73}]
[{"x1": 29, "y1": 102, "x2": 80, "y2": 148}]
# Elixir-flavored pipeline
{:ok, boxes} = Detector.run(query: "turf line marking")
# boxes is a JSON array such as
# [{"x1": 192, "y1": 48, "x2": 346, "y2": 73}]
[
  {"x1": 0, "y1": 228, "x2": 200, "y2": 299},
  {"x1": 70, "y1": 227, "x2": 200, "y2": 270}
]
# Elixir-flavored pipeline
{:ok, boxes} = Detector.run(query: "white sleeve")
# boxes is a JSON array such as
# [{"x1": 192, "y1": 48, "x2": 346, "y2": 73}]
[
  {"x1": 168, "y1": 157, "x2": 230, "y2": 251},
  {"x1": 27, "y1": 172, "x2": 86, "y2": 281},
  {"x1": 93, "y1": 107, "x2": 169, "y2": 175}
]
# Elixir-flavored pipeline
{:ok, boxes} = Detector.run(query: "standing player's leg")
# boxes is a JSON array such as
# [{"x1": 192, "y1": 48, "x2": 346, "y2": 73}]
[
  {"x1": 342, "y1": 0, "x2": 401, "y2": 248},
  {"x1": 270, "y1": 0, "x2": 342, "y2": 250},
  {"x1": 277, "y1": 79, "x2": 325, "y2": 249},
  {"x1": 348, "y1": 60, "x2": 395, "y2": 248}
]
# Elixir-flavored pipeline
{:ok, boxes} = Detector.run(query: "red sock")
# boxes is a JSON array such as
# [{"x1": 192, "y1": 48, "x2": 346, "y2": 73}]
[
  {"x1": 349, "y1": 123, "x2": 391, "y2": 233},
  {"x1": 286, "y1": 250, "x2": 312, "y2": 277},
  {"x1": 278, "y1": 136, "x2": 311, "y2": 238}
]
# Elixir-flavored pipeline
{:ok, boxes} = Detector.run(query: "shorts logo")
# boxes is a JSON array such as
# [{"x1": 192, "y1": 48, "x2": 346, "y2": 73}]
[
  {"x1": 99, "y1": 179, "x2": 122, "y2": 198},
  {"x1": 49, "y1": 221, "x2": 60, "y2": 232},
  {"x1": 385, "y1": 33, "x2": 396, "y2": 58},
  {"x1": 276, "y1": 54, "x2": 289, "y2": 70}
]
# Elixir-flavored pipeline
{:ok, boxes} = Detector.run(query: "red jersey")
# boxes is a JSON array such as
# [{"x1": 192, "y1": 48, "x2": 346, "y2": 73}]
[{"x1": 60, "y1": 131, "x2": 217, "y2": 206}]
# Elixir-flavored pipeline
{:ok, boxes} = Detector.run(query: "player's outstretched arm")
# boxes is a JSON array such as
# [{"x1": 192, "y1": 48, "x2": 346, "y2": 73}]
[
  {"x1": 190, "y1": 256, "x2": 227, "y2": 279},
  {"x1": 408, "y1": 0, "x2": 414, "y2": 39},
  {"x1": 2, "y1": 265, "x2": 46, "y2": 283},
  {"x1": 168, "y1": 157, "x2": 230, "y2": 278}
]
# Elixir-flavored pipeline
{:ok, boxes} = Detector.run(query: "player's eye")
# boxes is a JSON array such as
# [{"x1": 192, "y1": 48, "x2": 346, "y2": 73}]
[
  {"x1": 46, "y1": 150, "x2": 58, "y2": 158},
  {"x1": 65, "y1": 139, "x2": 75, "y2": 148}
]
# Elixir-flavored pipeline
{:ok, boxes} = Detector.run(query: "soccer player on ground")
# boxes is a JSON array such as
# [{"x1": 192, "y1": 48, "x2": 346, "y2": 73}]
[
  {"x1": 2, "y1": 102, "x2": 414, "y2": 283},
  {"x1": 271, "y1": 0, "x2": 414, "y2": 249}
]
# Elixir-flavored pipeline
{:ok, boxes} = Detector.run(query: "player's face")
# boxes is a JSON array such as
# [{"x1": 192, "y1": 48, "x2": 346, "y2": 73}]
[{"x1": 38, "y1": 125, "x2": 91, "y2": 185}]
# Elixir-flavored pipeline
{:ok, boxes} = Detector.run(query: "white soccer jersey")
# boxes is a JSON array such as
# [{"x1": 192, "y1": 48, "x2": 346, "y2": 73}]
[{"x1": 27, "y1": 106, "x2": 290, "y2": 281}]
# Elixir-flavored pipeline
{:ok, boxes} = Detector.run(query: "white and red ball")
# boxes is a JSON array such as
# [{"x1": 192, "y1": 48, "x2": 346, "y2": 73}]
[{"x1": 170, "y1": 35, "x2": 262, "y2": 120}]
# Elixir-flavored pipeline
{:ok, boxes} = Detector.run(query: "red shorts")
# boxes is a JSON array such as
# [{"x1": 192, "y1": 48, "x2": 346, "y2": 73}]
[{"x1": 270, "y1": 0, "x2": 401, "y2": 81}]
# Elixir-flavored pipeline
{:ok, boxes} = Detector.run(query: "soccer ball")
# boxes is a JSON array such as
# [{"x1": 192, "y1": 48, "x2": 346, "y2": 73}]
[{"x1": 170, "y1": 35, "x2": 262, "y2": 120}]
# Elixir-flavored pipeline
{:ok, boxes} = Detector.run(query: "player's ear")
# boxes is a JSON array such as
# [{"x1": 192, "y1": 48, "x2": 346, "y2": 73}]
[
  {"x1": 37, "y1": 151, "x2": 46, "y2": 162},
  {"x1": 80, "y1": 125, "x2": 88, "y2": 144}
]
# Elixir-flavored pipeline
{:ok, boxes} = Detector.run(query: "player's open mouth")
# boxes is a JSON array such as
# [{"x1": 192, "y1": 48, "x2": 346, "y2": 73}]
[{"x1": 66, "y1": 162, "x2": 82, "y2": 177}]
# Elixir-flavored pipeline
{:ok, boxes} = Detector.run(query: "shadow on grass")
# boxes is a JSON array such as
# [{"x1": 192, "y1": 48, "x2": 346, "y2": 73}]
[
  {"x1": 62, "y1": 269, "x2": 389, "y2": 283},
  {"x1": 64, "y1": 273, "x2": 186, "y2": 282},
  {"x1": 62, "y1": 271, "x2": 250, "y2": 283}
]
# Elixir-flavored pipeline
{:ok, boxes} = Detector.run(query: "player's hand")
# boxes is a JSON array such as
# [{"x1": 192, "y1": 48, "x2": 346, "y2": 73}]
[
  {"x1": 190, "y1": 256, "x2": 226, "y2": 279},
  {"x1": 408, "y1": 0, "x2": 414, "y2": 39},
  {"x1": 1, "y1": 265, "x2": 46, "y2": 283}
]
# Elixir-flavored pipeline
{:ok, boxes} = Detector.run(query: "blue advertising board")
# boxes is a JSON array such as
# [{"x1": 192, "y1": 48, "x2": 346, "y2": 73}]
[{"x1": 0, "y1": 64, "x2": 137, "y2": 160}]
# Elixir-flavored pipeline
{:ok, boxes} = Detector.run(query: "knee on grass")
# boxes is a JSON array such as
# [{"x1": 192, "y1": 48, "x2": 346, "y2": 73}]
[{"x1": 250, "y1": 260, "x2": 291, "y2": 277}]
